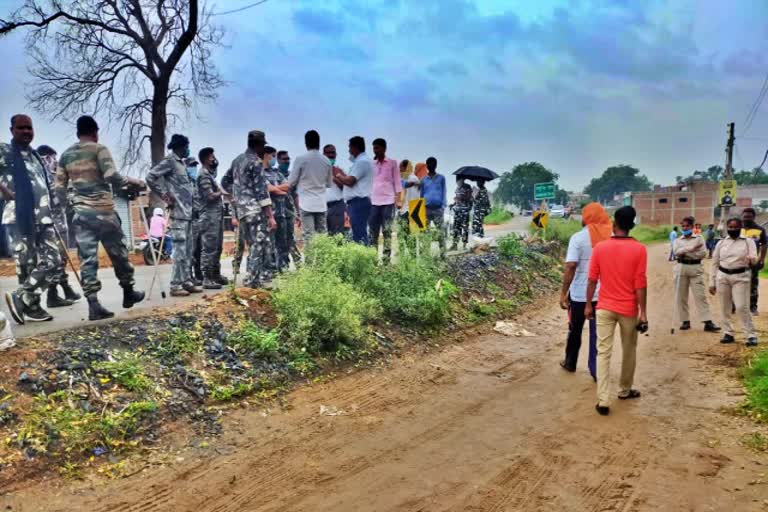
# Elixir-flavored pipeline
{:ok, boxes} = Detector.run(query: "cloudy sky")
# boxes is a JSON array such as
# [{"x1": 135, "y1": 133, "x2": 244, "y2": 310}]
[{"x1": 1, "y1": 0, "x2": 768, "y2": 193}]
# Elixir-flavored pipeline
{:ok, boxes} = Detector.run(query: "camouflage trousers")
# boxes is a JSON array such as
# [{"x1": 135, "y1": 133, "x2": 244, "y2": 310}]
[
  {"x1": 242, "y1": 214, "x2": 272, "y2": 288},
  {"x1": 15, "y1": 225, "x2": 72, "y2": 288},
  {"x1": 472, "y1": 207, "x2": 490, "y2": 237},
  {"x1": 285, "y1": 215, "x2": 302, "y2": 264},
  {"x1": 72, "y1": 211, "x2": 135, "y2": 297},
  {"x1": 452, "y1": 206, "x2": 472, "y2": 246},
  {"x1": 7, "y1": 223, "x2": 62, "y2": 306},
  {"x1": 190, "y1": 216, "x2": 203, "y2": 281},
  {"x1": 270, "y1": 216, "x2": 290, "y2": 272},
  {"x1": 169, "y1": 219, "x2": 193, "y2": 289},
  {"x1": 233, "y1": 222, "x2": 246, "y2": 274},
  {"x1": 198, "y1": 213, "x2": 223, "y2": 275}
]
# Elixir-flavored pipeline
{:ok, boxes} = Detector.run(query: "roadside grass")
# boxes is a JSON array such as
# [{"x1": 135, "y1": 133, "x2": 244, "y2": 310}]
[
  {"x1": 530, "y1": 218, "x2": 582, "y2": 245},
  {"x1": 93, "y1": 354, "x2": 154, "y2": 394},
  {"x1": 741, "y1": 348, "x2": 768, "y2": 422},
  {"x1": 484, "y1": 206, "x2": 513, "y2": 225},
  {"x1": 742, "y1": 432, "x2": 768, "y2": 452},
  {"x1": 633, "y1": 224, "x2": 673, "y2": 244}
]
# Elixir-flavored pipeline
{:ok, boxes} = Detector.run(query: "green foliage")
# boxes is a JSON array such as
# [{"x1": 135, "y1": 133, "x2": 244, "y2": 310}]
[
  {"x1": 209, "y1": 382, "x2": 255, "y2": 402},
  {"x1": 584, "y1": 165, "x2": 652, "y2": 203},
  {"x1": 484, "y1": 206, "x2": 513, "y2": 225},
  {"x1": 531, "y1": 218, "x2": 582, "y2": 245},
  {"x1": 16, "y1": 391, "x2": 157, "y2": 458},
  {"x1": 742, "y1": 432, "x2": 768, "y2": 452},
  {"x1": 493, "y1": 162, "x2": 561, "y2": 208},
  {"x1": 304, "y1": 234, "x2": 378, "y2": 287},
  {"x1": 273, "y1": 268, "x2": 380, "y2": 354},
  {"x1": 228, "y1": 321, "x2": 280, "y2": 357},
  {"x1": 368, "y1": 255, "x2": 456, "y2": 326},
  {"x1": 632, "y1": 224, "x2": 672, "y2": 244},
  {"x1": 93, "y1": 354, "x2": 153, "y2": 393},
  {"x1": 498, "y1": 235, "x2": 526, "y2": 259},
  {"x1": 742, "y1": 349, "x2": 768, "y2": 421},
  {"x1": 155, "y1": 326, "x2": 202, "y2": 359}
]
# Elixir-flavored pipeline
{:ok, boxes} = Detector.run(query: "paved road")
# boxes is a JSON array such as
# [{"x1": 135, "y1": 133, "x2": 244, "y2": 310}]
[{"x1": 6, "y1": 218, "x2": 528, "y2": 339}]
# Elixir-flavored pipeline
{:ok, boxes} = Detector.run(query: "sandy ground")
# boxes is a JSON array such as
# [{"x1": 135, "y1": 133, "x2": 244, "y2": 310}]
[{"x1": 4, "y1": 242, "x2": 768, "y2": 511}]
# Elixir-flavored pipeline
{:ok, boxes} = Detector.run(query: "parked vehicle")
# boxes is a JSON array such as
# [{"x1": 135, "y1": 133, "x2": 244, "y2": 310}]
[
  {"x1": 549, "y1": 204, "x2": 566, "y2": 218},
  {"x1": 139, "y1": 234, "x2": 172, "y2": 265}
]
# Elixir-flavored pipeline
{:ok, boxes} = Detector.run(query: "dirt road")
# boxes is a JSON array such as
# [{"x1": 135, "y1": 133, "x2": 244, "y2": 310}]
[{"x1": 6, "y1": 243, "x2": 768, "y2": 511}]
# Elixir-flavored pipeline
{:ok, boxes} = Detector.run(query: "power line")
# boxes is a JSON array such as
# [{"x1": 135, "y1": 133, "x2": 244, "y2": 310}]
[
  {"x1": 212, "y1": 0, "x2": 270, "y2": 16},
  {"x1": 757, "y1": 148, "x2": 768, "y2": 171},
  {"x1": 742, "y1": 71, "x2": 768, "y2": 136}
]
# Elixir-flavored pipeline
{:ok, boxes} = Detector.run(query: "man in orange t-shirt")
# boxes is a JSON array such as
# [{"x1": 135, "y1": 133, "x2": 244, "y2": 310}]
[{"x1": 586, "y1": 206, "x2": 648, "y2": 416}]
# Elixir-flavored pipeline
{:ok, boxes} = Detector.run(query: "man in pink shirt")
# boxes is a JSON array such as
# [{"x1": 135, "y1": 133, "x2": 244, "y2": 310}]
[
  {"x1": 369, "y1": 138, "x2": 402, "y2": 264},
  {"x1": 586, "y1": 206, "x2": 648, "y2": 416}
]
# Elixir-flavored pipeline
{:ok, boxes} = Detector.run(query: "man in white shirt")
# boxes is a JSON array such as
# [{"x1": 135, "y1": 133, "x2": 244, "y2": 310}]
[
  {"x1": 334, "y1": 136, "x2": 374, "y2": 245},
  {"x1": 324, "y1": 144, "x2": 346, "y2": 236},
  {"x1": 283, "y1": 130, "x2": 333, "y2": 244}
]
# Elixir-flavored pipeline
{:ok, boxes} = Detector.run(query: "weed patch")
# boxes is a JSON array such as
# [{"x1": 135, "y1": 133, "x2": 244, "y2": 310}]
[
  {"x1": 93, "y1": 354, "x2": 154, "y2": 393},
  {"x1": 484, "y1": 206, "x2": 513, "y2": 225},
  {"x1": 742, "y1": 432, "x2": 768, "y2": 452},
  {"x1": 742, "y1": 348, "x2": 768, "y2": 421}
]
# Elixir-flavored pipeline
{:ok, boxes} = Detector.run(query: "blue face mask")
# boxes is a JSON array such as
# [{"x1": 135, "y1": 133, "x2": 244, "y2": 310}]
[
  {"x1": 329, "y1": 158, "x2": 336, "y2": 166},
  {"x1": 682, "y1": 229, "x2": 693, "y2": 236},
  {"x1": 279, "y1": 161, "x2": 289, "y2": 173},
  {"x1": 183, "y1": 147, "x2": 191, "y2": 158},
  {"x1": 187, "y1": 167, "x2": 198, "y2": 180},
  {"x1": 269, "y1": 157, "x2": 277, "y2": 168}
]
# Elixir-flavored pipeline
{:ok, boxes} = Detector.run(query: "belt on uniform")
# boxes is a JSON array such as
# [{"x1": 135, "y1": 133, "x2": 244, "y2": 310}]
[
  {"x1": 677, "y1": 259, "x2": 702, "y2": 265},
  {"x1": 718, "y1": 266, "x2": 748, "y2": 275},
  {"x1": 327, "y1": 200, "x2": 344, "y2": 207}
]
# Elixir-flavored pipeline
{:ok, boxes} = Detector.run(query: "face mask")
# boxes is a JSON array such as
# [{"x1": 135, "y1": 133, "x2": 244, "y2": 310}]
[
  {"x1": 328, "y1": 158, "x2": 336, "y2": 166},
  {"x1": 728, "y1": 229, "x2": 741, "y2": 239},
  {"x1": 279, "y1": 161, "x2": 289, "y2": 173},
  {"x1": 269, "y1": 157, "x2": 277, "y2": 168},
  {"x1": 682, "y1": 229, "x2": 693, "y2": 236},
  {"x1": 211, "y1": 159, "x2": 219, "y2": 169},
  {"x1": 187, "y1": 167, "x2": 198, "y2": 180},
  {"x1": 183, "y1": 147, "x2": 191, "y2": 158}
]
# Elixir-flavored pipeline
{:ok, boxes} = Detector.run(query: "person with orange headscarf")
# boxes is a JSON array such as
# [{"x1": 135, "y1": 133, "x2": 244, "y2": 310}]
[{"x1": 558, "y1": 202, "x2": 613, "y2": 380}]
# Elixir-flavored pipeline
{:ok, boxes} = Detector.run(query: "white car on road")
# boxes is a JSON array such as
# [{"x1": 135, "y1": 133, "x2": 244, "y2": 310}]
[{"x1": 549, "y1": 204, "x2": 565, "y2": 218}]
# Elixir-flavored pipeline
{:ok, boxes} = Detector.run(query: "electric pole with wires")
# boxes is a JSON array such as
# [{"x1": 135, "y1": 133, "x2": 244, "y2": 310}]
[{"x1": 718, "y1": 122, "x2": 736, "y2": 234}]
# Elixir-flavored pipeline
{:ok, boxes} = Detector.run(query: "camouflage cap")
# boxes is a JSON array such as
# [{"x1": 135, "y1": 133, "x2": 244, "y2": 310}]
[{"x1": 248, "y1": 130, "x2": 268, "y2": 144}]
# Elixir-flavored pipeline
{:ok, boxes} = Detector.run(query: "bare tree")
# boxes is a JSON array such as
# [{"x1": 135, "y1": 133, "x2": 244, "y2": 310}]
[{"x1": 0, "y1": 1, "x2": 224, "y2": 167}]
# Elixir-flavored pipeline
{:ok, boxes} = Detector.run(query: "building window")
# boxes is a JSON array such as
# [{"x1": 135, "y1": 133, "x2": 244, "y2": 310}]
[
  {"x1": 678, "y1": 197, "x2": 688, "y2": 203},
  {"x1": 658, "y1": 198, "x2": 668, "y2": 204}
]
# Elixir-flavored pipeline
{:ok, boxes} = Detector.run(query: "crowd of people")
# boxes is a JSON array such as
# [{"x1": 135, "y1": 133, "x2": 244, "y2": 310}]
[
  {"x1": 561, "y1": 204, "x2": 763, "y2": 416},
  {"x1": 0, "y1": 115, "x2": 496, "y2": 327}
]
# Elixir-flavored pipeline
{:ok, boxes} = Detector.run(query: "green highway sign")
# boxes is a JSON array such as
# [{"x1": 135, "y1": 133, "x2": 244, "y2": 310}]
[{"x1": 534, "y1": 182, "x2": 555, "y2": 200}]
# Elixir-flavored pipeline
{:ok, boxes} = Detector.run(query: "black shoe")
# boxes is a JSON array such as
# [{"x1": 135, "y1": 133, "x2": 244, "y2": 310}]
[
  {"x1": 61, "y1": 282, "x2": 81, "y2": 302},
  {"x1": 193, "y1": 278, "x2": 203, "y2": 287},
  {"x1": 5, "y1": 291, "x2": 24, "y2": 325},
  {"x1": 46, "y1": 287, "x2": 74, "y2": 308},
  {"x1": 216, "y1": 274, "x2": 230, "y2": 286},
  {"x1": 595, "y1": 404, "x2": 610, "y2": 416},
  {"x1": 203, "y1": 277, "x2": 222, "y2": 290},
  {"x1": 559, "y1": 361, "x2": 576, "y2": 373},
  {"x1": 746, "y1": 337, "x2": 759, "y2": 347},
  {"x1": 703, "y1": 321, "x2": 721, "y2": 333},
  {"x1": 680, "y1": 321, "x2": 691, "y2": 331},
  {"x1": 122, "y1": 286, "x2": 145, "y2": 308},
  {"x1": 88, "y1": 295, "x2": 115, "y2": 321},
  {"x1": 183, "y1": 281, "x2": 203, "y2": 293},
  {"x1": 720, "y1": 334, "x2": 735, "y2": 344},
  {"x1": 23, "y1": 302, "x2": 53, "y2": 322}
]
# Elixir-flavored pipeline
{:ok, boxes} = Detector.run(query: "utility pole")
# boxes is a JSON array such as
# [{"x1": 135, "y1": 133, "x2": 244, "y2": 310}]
[{"x1": 719, "y1": 122, "x2": 736, "y2": 233}]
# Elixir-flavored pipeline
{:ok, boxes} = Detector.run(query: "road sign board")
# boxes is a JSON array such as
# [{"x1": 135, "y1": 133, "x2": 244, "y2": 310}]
[
  {"x1": 534, "y1": 182, "x2": 555, "y2": 200},
  {"x1": 531, "y1": 210, "x2": 549, "y2": 230},
  {"x1": 409, "y1": 198, "x2": 427, "y2": 232},
  {"x1": 719, "y1": 180, "x2": 736, "y2": 207}
]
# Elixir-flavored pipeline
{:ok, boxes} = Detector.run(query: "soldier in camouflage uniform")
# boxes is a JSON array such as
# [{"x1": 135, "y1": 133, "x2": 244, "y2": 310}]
[
  {"x1": 221, "y1": 162, "x2": 245, "y2": 277},
  {"x1": 451, "y1": 177, "x2": 474, "y2": 250},
  {"x1": 54, "y1": 116, "x2": 145, "y2": 321},
  {"x1": 0, "y1": 114, "x2": 64, "y2": 324},
  {"x1": 186, "y1": 158, "x2": 203, "y2": 287},
  {"x1": 37, "y1": 144, "x2": 82, "y2": 308},
  {"x1": 147, "y1": 134, "x2": 202, "y2": 297},
  {"x1": 223, "y1": 130, "x2": 277, "y2": 288},
  {"x1": 277, "y1": 150, "x2": 302, "y2": 264},
  {"x1": 195, "y1": 147, "x2": 228, "y2": 289},
  {"x1": 471, "y1": 179, "x2": 491, "y2": 237},
  {"x1": 263, "y1": 146, "x2": 290, "y2": 272}
]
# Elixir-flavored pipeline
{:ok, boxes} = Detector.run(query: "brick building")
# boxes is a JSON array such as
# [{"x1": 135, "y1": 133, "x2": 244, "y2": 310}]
[{"x1": 632, "y1": 181, "x2": 768, "y2": 226}]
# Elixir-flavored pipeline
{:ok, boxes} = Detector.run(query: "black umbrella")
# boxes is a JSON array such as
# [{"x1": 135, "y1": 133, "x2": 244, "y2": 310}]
[{"x1": 453, "y1": 166, "x2": 499, "y2": 181}]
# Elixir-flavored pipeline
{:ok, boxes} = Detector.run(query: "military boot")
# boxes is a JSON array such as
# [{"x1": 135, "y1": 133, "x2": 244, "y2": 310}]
[
  {"x1": 203, "y1": 273, "x2": 223, "y2": 290},
  {"x1": 87, "y1": 295, "x2": 114, "y2": 321},
  {"x1": 122, "y1": 285, "x2": 146, "y2": 308},
  {"x1": 61, "y1": 282, "x2": 82, "y2": 302},
  {"x1": 46, "y1": 286, "x2": 74, "y2": 308},
  {"x1": 183, "y1": 281, "x2": 203, "y2": 293},
  {"x1": 215, "y1": 272, "x2": 230, "y2": 286}
]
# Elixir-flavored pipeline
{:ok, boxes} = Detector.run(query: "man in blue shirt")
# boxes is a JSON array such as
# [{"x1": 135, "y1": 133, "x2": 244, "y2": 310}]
[
  {"x1": 668, "y1": 226, "x2": 678, "y2": 261},
  {"x1": 420, "y1": 156, "x2": 447, "y2": 257},
  {"x1": 335, "y1": 136, "x2": 374, "y2": 244}
]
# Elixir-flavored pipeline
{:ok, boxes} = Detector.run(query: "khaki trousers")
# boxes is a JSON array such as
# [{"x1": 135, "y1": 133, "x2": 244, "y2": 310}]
[
  {"x1": 596, "y1": 309, "x2": 638, "y2": 407},
  {"x1": 717, "y1": 271, "x2": 755, "y2": 339},
  {"x1": 674, "y1": 263, "x2": 712, "y2": 323}
]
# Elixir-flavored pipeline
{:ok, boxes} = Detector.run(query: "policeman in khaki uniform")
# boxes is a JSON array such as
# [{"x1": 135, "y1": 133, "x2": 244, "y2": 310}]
[
  {"x1": 672, "y1": 216, "x2": 720, "y2": 333},
  {"x1": 710, "y1": 217, "x2": 759, "y2": 347}
]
